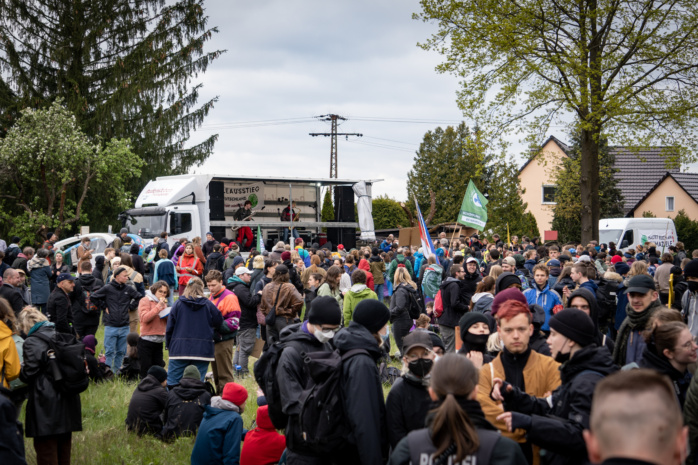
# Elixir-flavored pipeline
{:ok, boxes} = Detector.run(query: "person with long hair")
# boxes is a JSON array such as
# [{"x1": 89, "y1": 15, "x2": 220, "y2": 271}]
[
  {"x1": 301, "y1": 254, "x2": 326, "y2": 289},
  {"x1": 176, "y1": 243, "x2": 203, "y2": 298},
  {"x1": 259, "y1": 265, "x2": 303, "y2": 344},
  {"x1": 390, "y1": 267, "x2": 420, "y2": 355},
  {"x1": 317, "y1": 265, "x2": 343, "y2": 309},
  {"x1": 388, "y1": 353, "x2": 526, "y2": 464},
  {"x1": 165, "y1": 278, "x2": 223, "y2": 387},
  {"x1": 0, "y1": 297, "x2": 20, "y2": 389},
  {"x1": 138, "y1": 280, "x2": 170, "y2": 379}
]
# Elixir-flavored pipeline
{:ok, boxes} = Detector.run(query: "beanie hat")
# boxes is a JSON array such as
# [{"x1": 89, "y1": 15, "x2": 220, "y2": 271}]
[
  {"x1": 428, "y1": 331, "x2": 445, "y2": 352},
  {"x1": 610, "y1": 255, "x2": 623, "y2": 264},
  {"x1": 307, "y1": 296, "x2": 342, "y2": 326},
  {"x1": 671, "y1": 266, "x2": 683, "y2": 276},
  {"x1": 126, "y1": 332, "x2": 139, "y2": 347},
  {"x1": 232, "y1": 256, "x2": 245, "y2": 268},
  {"x1": 614, "y1": 262, "x2": 630, "y2": 276},
  {"x1": 82, "y1": 335, "x2": 97, "y2": 355},
  {"x1": 513, "y1": 254, "x2": 525, "y2": 266},
  {"x1": 549, "y1": 309, "x2": 595, "y2": 347},
  {"x1": 120, "y1": 228, "x2": 128, "y2": 235},
  {"x1": 222, "y1": 382, "x2": 249, "y2": 407},
  {"x1": 113, "y1": 266, "x2": 128, "y2": 278},
  {"x1": 353, "y1": 299, "x2": 390, "y2": 334},
  {"x1": 491, "y1": 287, "x2": 527, "y2": 316},
  {"x1": 684, "y1": 259, "x2": 698, "y2": 279},
  {"x1": 275, "y1": 264, "x2": 289, "y2": 275},
  {"x1": 459, "y1": 313, "x2": 490, "y2": 340},
  {"x1": 495, "y1": 272, "x2": 521, "y2": 294},
  {"x1": 147, "y1": 366, "x2": 168, "y2": 383},
  {"x1": 182, "y1": 365, "x2": 201, "y2": 380},
  {"x1": 281, "y1": 251, "x2": 292, "y2": 261}
]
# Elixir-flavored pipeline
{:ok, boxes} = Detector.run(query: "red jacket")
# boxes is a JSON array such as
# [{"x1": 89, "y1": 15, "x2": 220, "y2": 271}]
[
  {"x1": 358, "y1": 259, "x2": 375, "y2": 291},
  {"x1": 176, "y1": 253, "x2": 202, "y2": 287},
  {"x1": 240, "y1": 405, "x2": 285, "y2": 465}
]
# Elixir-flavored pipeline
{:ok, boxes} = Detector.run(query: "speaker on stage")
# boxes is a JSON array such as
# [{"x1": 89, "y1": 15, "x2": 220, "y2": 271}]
[
  {"x1": 334, "y1": 186, "x2": 355, "y2": 222},
  {"x1": 327, "y1": 227, "x2": 356, "y2": 251},
  {"x1": 209, "y1": 181, "x2": 225, "y2": 221}
]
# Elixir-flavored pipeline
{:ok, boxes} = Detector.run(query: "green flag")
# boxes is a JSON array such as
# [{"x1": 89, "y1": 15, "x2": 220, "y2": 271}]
[
  {"x1": 257, "y1": 225, "x2": 265, "y2": 252},
  {"x1": 457, "y1": 180, "x2": 488, "y2": 229}
]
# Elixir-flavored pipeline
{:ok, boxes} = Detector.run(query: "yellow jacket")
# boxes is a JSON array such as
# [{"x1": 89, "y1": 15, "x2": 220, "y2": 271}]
[
  {"x1": 0, "y1": 320, "x2": 21, "y2": 389},
  {"x1": 478, "y1": 349, "x2": 561, "y2": 465}
]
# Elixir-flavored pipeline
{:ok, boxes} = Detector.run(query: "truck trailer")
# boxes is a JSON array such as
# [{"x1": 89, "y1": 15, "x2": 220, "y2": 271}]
[{"x1": 120, "y1": 174, "x2": 379, "y2": 250}]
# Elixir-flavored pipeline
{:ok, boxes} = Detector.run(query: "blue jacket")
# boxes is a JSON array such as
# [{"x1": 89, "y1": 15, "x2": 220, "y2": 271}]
[
  {"x1": 29, "y1": 260, "x2": 52, "y2": 305},
  {"x1": 190, "y1": 400, "x2": 243, "y2": 465},
  {"x1": 579, "y1": 280, "x2": 599, "y2": 296},
  {"x1": 166, "y1": 296, "x2": 223, "y2": 361},
  {"x1": 524, "y1": 284, "x2": 562, "y2": 331},
  {"x1": 380, "y1": 240, "x2": 392, "y2": 253},
  {"x1": 615, "y1": 282, "x2": 628, "y2": 331},
  {"x1": 524, "y1": 259, "x2": 537, "y2": 274},
  {"x1": 154, "y1": 259, "x2": 178, "y2": 290},
  {"x1": 413, "y1": 252, "x2": 424, "y2": 278}
]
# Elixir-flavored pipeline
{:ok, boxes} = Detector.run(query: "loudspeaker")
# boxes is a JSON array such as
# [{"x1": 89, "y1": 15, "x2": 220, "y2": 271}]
[
  {"x1": 334, "y1": 186, "x2": 355, "y2": 222},
  {"x1": 326, "y1": 227, "x2": 356, "y2": 251},
  {"x1": 210, "y1": 227, "x2": 227, "y2": 242},
  {"x1": 209, "y1": 181, "x2": 225, "y2": 221}
]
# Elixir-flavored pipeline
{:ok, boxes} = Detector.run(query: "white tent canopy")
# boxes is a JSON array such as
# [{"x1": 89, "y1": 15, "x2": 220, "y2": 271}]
[{"x1": 353, "y1": 181, "x2": 376, "y2": 241}]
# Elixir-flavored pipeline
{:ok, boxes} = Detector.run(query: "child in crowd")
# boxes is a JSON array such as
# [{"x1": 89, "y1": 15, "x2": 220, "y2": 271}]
[
  {"x1": 82, "y1": 335, "x2": 112, "y2": 383},
  {"x1": 118, "y1": 332, "x2": 141, "y2": 381}
]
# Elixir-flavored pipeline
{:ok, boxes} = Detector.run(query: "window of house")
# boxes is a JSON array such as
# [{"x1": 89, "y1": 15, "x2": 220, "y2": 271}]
[
  {"x1": 169, "y1": 212, "x2": 192, "y2": 235},
  {"x1": 542, "y1": 185, "x2": 557, "y2": 204},
  {"x1": 666, "y1": 196, "x2": 675, "y2": 212}
]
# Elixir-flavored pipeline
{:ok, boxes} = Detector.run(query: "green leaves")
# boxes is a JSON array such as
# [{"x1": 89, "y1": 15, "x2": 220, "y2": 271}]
[{"x1": 372, "y1": 196, "x2": 410, "y2": 230}]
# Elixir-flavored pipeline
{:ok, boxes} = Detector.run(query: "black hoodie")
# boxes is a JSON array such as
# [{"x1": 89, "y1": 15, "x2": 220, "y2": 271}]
[
  {"x1": 333, "y1": 322, "x2": 389, "y2": 465},
  {"x1": 161, "y1": 377, "x2": 211, "y2": 440},
  {"x1": 502, "y1": 344, "x2": 618, "y2": 465},
  {"x1": 72, "y1": 273, "x2": 104, "y2": 327},
  {"x1": 568, "y1": 288, "x2": 615, "y2": 354},
  {"x1": 126, "y1": 374, "x2": 167, "y2": 436}
]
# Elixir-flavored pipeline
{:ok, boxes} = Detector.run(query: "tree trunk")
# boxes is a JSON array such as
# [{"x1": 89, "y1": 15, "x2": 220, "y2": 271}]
[{"x1": 580, "y1": 127, "x2": 600, "y2": 244}]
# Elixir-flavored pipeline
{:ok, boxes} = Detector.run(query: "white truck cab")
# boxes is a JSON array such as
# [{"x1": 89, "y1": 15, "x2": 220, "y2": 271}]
[{"x1": 598, "y1": 217, "x2": 678, "y2": 251}]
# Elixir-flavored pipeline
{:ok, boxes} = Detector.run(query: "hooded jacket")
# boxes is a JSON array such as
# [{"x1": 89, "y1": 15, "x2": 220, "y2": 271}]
[
  {"x1": 125, "y1": 374, "x2": 168, "y2": 435},
  {"x1": 333, "y1": 322, "x2": 389, "y2": 465},
  {"x1": 209, "y1": 288, "x2": 240, "y2": 343},
  {"x1": 439, "y1": 277, "x2": 468, "y2": 327},
  {"x1": 389, "y1": 283, "x2": 419, "y2": 323},
  {"x1": 357, "y1": 259, "x2": 375, "y2": 290},
  {"x1": 500, "y1": 344, "x2": 618, "y2": 465},
  {"x1": 20, "y1": 322, "x2": 82, "y2": 438},
  {"x1": 227, "y1": 277, "x2": 261, "y2": 331},
  {"x1": 153, "y1": 258, "x2": 178, "y2": 289},
  {"x1": 471, "y1": 292, "x2": 494, "y2": 314},
  {"x1": 344, "y1": 284, "x2": 378, "y2": 324},
  {"x1": 269, "y1": 246, "x2": 285, "y2": 263},
  {"x1": 385, "y1": 373, "x2": 432, "y2": 450},
  {"x1": 28, "y1": 256, "x2": 51, "y2": 305},
  {"x1": 639, "y1": 343, "x2": 692, "y2": 407},
  {"x1": 524, "y1": 283, "x2": 563, "y2": 332},
  {"x1": 90, "y1": 280, "x2": 143, "y2": 327},
  {"x1": 369, "y1": 255, "x2": 386, "y2": 285},
  {"x1": 161, "y1": 377, "x2": 212, "y2": 440},
  {"x1": 459, "y1": 269, "x2": 482, "y2": 307},
  {"x1": 0, "y1": 320, "x2": 20, "y2": 389},
  {"x1": 201, "y1": 239, "x2": 217, "y2": 258},
  {"x1": 387, "y1": 255, "x2": 415, "y2": 284},
  {"x1": 191, "y1": 397, "x2": 245, "y2": 465},
  {"x1": 240, "y1": 405, "x2": 286, "y2": 465},
  {"x1": 568, "y1": 288, "x2": 615, "y2": 354},
  {"x1": 138, "y1": 290, "x2": 168, "y2": 337},
  {"x1": 46, "y1": 286, "x2": 73, "y2": 334},
  {"x1": 0, "y1": 283, "x2": 24, "y2": 316},
  {"x1": 72, "y1": 273, "x2": 104, "y2": 329},
  {"x1": 165, "y1": 296, "x2": 223, "y2": 361}
]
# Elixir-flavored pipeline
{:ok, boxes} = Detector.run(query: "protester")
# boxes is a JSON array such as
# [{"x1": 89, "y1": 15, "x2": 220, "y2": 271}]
[
  {"x1": 228, "y1": 266, "x2": 261, "y2": 376},
  {"x1": 343, "y1": 268, "x2": 378, "y2": 324},
  {"x1": 0, "y1": 298, "x2": 20, "y2": 389},
  {"x1": 91, "y1": 266, "x2": 142, "y2": 370},
  {"x1": 567, "y1": 288, "x2": 615, "y2": 353},
  {"x1": 0, "y1": 269, "x2": 25, "y2": 317},
  {"x1": 28, "y1": 249, "x2": 52, "y2": 314},
  {"x1": 369, "y1": 247, "x2": 386, "y2": 302},
  {"x1": 439, "y1": 264, "x2": 469, "y2": 353},
  {"x1": 385, "y1": 331, "x2": 435, "y2": 450},
  {"x1": 175, "y1": 243, "x2": 203, "y2": 298},
  {"x1": 73, "y1": 261, "x2": 103, "y2": 339},
  {"x1": 206, "y1": 270, "x2": 241, "y2": 394},
  {"x1": 137, "y1": 281, "x2": 169, "y2": 379},
  {"x1": 388, "y1": 353, "x2": 526, "y2": 465},
  {"x1": 240, "y1": 405, "x2": 286, "y2": 465},
  {"x1": 260, "y1": 264, "x2": 304, "y2": 344},
  {"x1": 153, "y1": 249, "x2": 178, "y2": 306},
  {"x1": 50, "y1": 251, "x2": 70, "y2": 285},
  {"x1": 118, "y1": 332, "x2": 141, "y2": 381},
  {"x1": 161, "y1": 364, "x2": 212, "y2": 441},
  {"x1": 46, "y1": 272, "x2": 75, "y2": 335},
  {"x1": 19, "y1": 307, "x2": 82, "y2": 464},
  {"x1": 389, "y1": 267, "x2": 420, "y2": 355},
  {"x1": 126, "y1": 366, "x2": 168, "y2": 436},
  {"x1": 494, "y1": 309, "x2": 618, "y2": 465},
  {"x1": 332, "y1": 299, "x2": 390, "y2": 464},
  {"x1": 82, "y1": 335, "x2": 110, "y2": 383},
  {"x1": 458, "y1": 312, "x2": 493, "y2": 368},
  {"x1": 191, "y1": 382, "x2": 247, "y2": 465},
  {"x1": 524, "y1": 263, "x2": 563, "y2": 333},
  {"x1": 584, "y1": 370, "x2": 688, "y2": 465},
  {"x1": 681, "y1": 259, "x2": 698, "y2": 338},
  {"x1": 165, "y1": 278, "x2": 223, "y2": 386}
]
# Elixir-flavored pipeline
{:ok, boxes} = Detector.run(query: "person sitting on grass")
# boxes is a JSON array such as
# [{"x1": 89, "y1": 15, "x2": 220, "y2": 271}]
[
  {"x1": 191, "y1": 382, "x2": 248, "y2": 465},
  {"x1": 82, "y1": 335, "x2": 111, "y2": 383},
  {"x1": 240, "y1": 404, "x2": 286, "y2": 465},
  {"x1": 161, "y1": 364, "x2": 212, "y2": 441},
  {"x1": 125, "y1": 366, "x2": 168, "y2": 436},
  {"x1": 117, "y1": 332, "x2": 141, "y2": 381}
]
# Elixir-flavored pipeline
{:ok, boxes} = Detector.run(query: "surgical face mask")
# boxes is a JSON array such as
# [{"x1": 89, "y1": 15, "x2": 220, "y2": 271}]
[
  {"x1": 408, "y1": 358, "x2": 434, "y2": 378},
  {"x1": 380, "y1": 325, "x2": 390, "y2": 345},
  {"x1": 314, "y1": 328, "x2": 335, "y2": 344}
]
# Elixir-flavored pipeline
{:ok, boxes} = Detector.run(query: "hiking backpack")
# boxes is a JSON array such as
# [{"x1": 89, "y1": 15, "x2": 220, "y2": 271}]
[
  {"x1": 422, "y1": 265, "x2": 442, "y2": 298},
  {"x1": 295, "y1": 348, "x2": 369, "y2": 455},
  {"x1": 253, "y1": 340, "x2": 301, "y2": 430},
  {"x1": 34, "y1": 332, "x2": 89, "y2": 396}
]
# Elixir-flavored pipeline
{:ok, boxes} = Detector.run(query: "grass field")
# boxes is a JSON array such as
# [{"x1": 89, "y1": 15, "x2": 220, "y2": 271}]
[{"x1": 19, "y1": 322, "x2": 402, "y2": 465}]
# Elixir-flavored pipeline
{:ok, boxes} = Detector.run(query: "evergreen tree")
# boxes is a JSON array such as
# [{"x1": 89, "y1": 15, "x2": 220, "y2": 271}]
[
  {"x1": 0, "y1": 0, "x2": 224, "y2": 229},
  {"x1": 321, "y1": 189, "x2": 334, "y2": 222},
  {"x1": 372, "y1": 195, "x2": 410, "y2": 230},
  {"x1": 551, "y1": 131, "x2": 625, "y2": 243},
  {"x1": 406, "y1": 123, "x2": 492, "y2": 224}
]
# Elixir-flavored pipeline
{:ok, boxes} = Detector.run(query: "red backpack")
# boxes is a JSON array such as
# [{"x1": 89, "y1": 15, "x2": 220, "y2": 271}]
[{"x1": 433, "y1": 290, "x2": 444, "y2": 318}]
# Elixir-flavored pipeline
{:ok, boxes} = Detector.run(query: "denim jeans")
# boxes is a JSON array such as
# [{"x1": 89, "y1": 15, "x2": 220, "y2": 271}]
[
  {"x1": 166, "y1": 359, "x2": 209, "y2": 387},
  {"x1": 104, "y1": 325, "x2": 129, "y2": 370},
  {"x1": 283, "y1": 227, "x2": 300, "y2": 243},
  {"x1": 374, "y1": 283, "x2": 385, "y2": 303}
]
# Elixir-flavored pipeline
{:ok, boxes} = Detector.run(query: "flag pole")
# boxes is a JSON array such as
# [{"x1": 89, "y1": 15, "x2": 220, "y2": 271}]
[{"x1": 507, "y1": 223, "x2": 511, "y2": 249}]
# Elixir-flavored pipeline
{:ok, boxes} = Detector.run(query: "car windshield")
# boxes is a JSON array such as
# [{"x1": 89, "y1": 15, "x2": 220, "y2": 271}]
[
  {"x1": 599, "y1": 229, "x2": 623, "y2": 245},
  {"x1": 125, "y1": 214, "x2": 166, "y2": 239}
]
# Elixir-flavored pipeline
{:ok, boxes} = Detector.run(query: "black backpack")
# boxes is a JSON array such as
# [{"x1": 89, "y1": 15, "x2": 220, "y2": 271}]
[
  {"x1": 406, "y1": 288, "x2": 424, "y2": 320},
  {"x1": 295, "y1": 348, "x2": 369, "y2": 455},
  {"x1": 34, "y1": 331, "x2": 89, "y2": 396},
  {"x1": 253, "y1": 340, "x2": 302, "y2": 430}
]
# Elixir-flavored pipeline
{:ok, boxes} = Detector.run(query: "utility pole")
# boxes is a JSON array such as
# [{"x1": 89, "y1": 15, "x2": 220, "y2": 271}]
[{"x1": 309, "y1": 114, "x2": 362, "y2": 178}]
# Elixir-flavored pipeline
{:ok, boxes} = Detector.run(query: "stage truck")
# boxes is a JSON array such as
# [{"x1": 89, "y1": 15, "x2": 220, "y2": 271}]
[{"x1": 120, "y1": 174, "x2": 379, "y2": 250}]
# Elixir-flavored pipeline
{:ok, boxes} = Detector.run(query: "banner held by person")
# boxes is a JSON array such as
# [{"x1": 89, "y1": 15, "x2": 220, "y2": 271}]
[
  {"x1": 414, "y1": 196, "x2": 438, "y2": 264},
  {"x1": 457, "y1": 180, "x2": 488, "y2": 230}
]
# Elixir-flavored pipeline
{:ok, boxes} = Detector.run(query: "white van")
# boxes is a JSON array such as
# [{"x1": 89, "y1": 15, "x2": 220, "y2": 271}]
[{"x1": 598, "y1": 218, "x2": 678, "y2": 251}]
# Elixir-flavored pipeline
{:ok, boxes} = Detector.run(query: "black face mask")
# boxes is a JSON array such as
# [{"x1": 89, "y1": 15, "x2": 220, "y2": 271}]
[
  {"x1": 464, "y1": 332, "x2": 489, "y2": 349},
  {"x1": 689, "y1": 281, "x2": 698, "y2": 293},
  {"x1": 408, "y1": 358, "x2": 434, "y2": 378},
  {"x1": 555, "y1": 351, "x2": 571, "y2": 364}
]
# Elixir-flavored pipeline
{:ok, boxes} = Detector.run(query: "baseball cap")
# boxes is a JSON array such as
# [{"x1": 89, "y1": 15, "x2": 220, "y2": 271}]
[
  {"x1": 337, "y1": 244, "x2": 344, "y2": 250},
  {"x1": 56, "y1": 273, "x2": 76, "y2": 284},
  {"x1": 626, "y1": 275, "x2": 656, "y2": 294},
  {"x1": 402, "y1": 331, "x2": 433, "y2": 354},
  {"x1": 503, "y1": 257, "x2": 516, "y2": 267},
  {"x1": 235, "y1": 267, "x2": 252, "y2": 276},
  {"x1": 466, "y1": 257, "x2": 479, "y2": 264},
  {"x1": 547, "y1": 259, "x2": 561, "y2": 267},
  {"x1": 577, "y1": 255, "x2": 591, "y2": 263}
]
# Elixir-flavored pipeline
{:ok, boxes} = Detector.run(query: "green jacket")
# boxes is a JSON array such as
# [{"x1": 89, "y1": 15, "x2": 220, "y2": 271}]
[
  {"x1": 387, "y1": 254, "x2": 414, "y2": 284},
  {"x1": 317, "y1": 282, "x2": 343, "y2": 311},
  {"x1": 343, "y1": 284, "x2": 378, "y2": 325}
]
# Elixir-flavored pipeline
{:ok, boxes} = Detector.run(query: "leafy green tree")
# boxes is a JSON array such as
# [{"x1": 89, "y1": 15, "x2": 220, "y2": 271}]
[
  {"x1": 321, "y1": 189, "x2": 335, "y2": 223},
  {"x1": 407, "y1": 123, "x2": 492, "y2": 224},
  {"x1": 416, "y1": 0, "x2": 698, "y2": 243},
  {"x1": 372, "y1": 195, "x2": 410, "y2": 230},
  {"x1": 674, "y1": 210, "x2": 698, "y2": 252},
  {"x1": 0, "y1": 101, "x2": 143, "y2": 244},
  {"x1": 551, "y1": 131, "x2": 624, "y2": 243},
  {"x1": 0, "y1": 0, "x2": 224, "y2": 229}
]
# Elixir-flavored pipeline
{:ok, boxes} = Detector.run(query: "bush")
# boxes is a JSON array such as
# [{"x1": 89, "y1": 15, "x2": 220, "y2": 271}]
[{"x1": 674, "y1": 210, "x2": 698, "y2": 252}]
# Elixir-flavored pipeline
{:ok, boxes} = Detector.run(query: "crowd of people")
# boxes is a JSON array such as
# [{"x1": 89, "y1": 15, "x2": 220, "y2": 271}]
[{"x1": 0, "y1": 229, "x2": 697, "y2": 465}]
